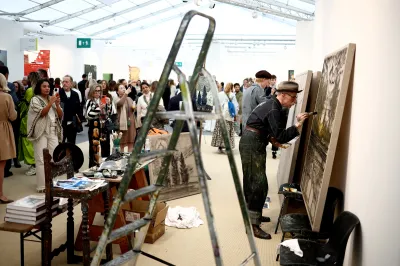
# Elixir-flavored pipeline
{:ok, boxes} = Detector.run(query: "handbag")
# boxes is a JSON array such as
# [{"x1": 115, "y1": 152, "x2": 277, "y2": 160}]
[
  {"x1": 73, "y1": 114, "x2": 83, "y2": 133},
  {"x1": 106, "y1": 113, "x2": 119, "y2": 132}
]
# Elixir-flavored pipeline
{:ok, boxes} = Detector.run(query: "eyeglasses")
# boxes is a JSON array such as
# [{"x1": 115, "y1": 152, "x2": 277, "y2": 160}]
[
  {"x1": 95, "y1": 90, "x2": 101, "y2": 93},
  {"x1": 284, "y1": 93, "x2": 297, "y2": 99}
]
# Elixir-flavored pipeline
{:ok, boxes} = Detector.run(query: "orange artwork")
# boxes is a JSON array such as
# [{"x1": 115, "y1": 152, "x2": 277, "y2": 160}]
[
  {"x1": 24, "y1": 50, "x2": 50, "y2": 76},
  {"x1": 128, "y1": 66, "x2": 140, "y2": 81}
]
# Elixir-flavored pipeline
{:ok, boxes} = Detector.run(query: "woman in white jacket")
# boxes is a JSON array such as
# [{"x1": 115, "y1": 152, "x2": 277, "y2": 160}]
[{"x1": 211, "y1": 83, "x2": 238, "y2": 153}]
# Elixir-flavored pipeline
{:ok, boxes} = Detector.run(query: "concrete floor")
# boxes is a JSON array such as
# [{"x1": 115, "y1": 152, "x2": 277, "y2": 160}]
[{"x1": 0, "y1": 134, "x2": 283, "y2": 266}]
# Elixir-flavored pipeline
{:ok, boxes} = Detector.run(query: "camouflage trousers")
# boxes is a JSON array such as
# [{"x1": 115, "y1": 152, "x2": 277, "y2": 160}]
[{"x1": 239, "y1": 129, "x2": 268, "y2": 226}]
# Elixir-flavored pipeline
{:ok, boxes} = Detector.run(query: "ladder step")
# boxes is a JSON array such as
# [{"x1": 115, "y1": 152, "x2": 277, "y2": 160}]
[
  {"x1": 137, "y1": 149, "x2": 175, "y2": 162},
  {"x1": 102, "y1": 250, "x2": 140, "y2": 266},
  {"x1": 123, "y1": 185, "x2": 160, "y2": 202},
  {"x1": 108, "y1": 218, "x2": 149, "y2": 244},
  {"x1": 156, "y1": 111, "x2": 220, "y2": 120}
]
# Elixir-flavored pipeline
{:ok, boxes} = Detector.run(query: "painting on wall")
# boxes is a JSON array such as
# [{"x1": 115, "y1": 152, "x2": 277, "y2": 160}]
[
  {"x1": 0, "y1": 50, "x2": 7, "y2": 66},
  {"x1": 300, "y1": 43, "x2": 356, "y2": 231},
  {"x1": 103, "y1": 73, "x2": 113, "y2": 82},
  {"x1": 148, "y1": 133, "x2": 200, "y2": 201},
  {"x1": 276, "y1": 71, "x2": 313, "y2": 197},
  {"x1": 24, "y1": 50, "x2": 50, "y2": 76},
  {"x1": 288, "y1": 70, "x2": 295, "y2": 81},
  {"x1": 84, "y1": 64, "x2": 97, "y2": 80},
  {"x1": 129, "y1": 66, "x2": 140, "y2": 81}
]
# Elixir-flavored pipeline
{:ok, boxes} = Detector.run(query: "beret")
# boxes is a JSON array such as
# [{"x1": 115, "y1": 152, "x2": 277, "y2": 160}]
[{"x1": 255, "y1": 70, "x2": 272, "y2": 79}]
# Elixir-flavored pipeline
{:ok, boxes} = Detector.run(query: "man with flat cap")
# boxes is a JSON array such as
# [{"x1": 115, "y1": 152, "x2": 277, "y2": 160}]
[
  {"x1": 241, "y1": 70, "x2": 271, "y2": 130},
  {"x1": 239, "y1": 81, "x2": 311, "y2": 239}
]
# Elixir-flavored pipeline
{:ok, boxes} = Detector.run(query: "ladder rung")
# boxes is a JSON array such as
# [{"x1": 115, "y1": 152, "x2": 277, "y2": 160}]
[
  {"x1": 102, "y1": 250, "x2": 140, "y2": 266},
  {"x1": 108, "y1": 219, "x2": 149, "y2": 244},
  {"x1": 239, "y1": 252, "x2": 256, "y2": 266},
  {"x1": 124, "y1": 185, "x2": 160, "y2": 202},
  {"x1": 137, "y1": 149, "x2": 175, "y2": 162},
  {"x1": 156, "y1": 111, "x2": 220, "y2": 120}
]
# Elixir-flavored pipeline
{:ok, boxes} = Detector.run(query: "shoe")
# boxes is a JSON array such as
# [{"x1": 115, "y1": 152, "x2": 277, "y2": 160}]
[
  {"x1": 25, "y1": 165, "x2": 36, "y2": 176},
  {"x1": 261, "y1": 216, "x2": 271, "y2": 223},
  {"x1": 0, "y1": 198, "x2": 14, "y2": 204},
  {"x1": 36, "y1": 188, "x2": 46, "y2": 193},
  {"x1": 252, "y1": 225, "x2": 272, "y2": 239},
  {"x1": 13, "y1": 160, "x2": 21, "y2": 168},
  {"x1": 272, "y1": 152, "x2": 277, "y2": 159},
  {"x1": 4, "y1": 172, "x2": 13, "y2": 178}
]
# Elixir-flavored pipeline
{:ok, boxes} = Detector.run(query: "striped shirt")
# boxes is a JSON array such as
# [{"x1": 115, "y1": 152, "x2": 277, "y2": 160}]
[{"x1": 85, "y1": 99, "x2": 113, "y2": 120}]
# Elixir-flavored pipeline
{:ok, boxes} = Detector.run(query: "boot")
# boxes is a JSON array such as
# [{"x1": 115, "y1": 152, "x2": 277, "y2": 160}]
[
  {"x1": 252, "y1": 225, "x2": 271, "y2": 239},
  {"x1": 13, "y1": 159, "x2": 21, "y2": 168},
  {"x1": 261, "y1": 216, "x2": 271, "y2": 223}
]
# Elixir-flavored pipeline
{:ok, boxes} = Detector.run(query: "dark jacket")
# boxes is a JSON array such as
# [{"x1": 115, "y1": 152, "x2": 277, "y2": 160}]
[
  {"x1": 168, "y1": 92, "x2": 197, "y2": 132},
  {"x1": 59, "y1": 88, "x2": 80, "y2": 126},
  {"x1": 7, "y1": 82, "x2": 19, "y2": 105}
]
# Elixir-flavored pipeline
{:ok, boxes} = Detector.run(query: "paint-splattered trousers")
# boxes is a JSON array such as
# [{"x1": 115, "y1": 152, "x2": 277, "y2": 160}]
[{"x1": 239, "y1": 128, "x2": 268, "y2": 226}]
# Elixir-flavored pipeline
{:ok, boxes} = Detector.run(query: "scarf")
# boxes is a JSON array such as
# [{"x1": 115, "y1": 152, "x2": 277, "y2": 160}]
[{"x1": 119, "y1": 97, "x2": 128, "y2": 131}]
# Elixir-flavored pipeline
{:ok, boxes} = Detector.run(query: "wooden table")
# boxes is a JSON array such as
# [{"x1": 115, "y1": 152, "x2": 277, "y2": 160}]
[{"x1": 74, "y1": 159, "x2": 154, "y2": 254}]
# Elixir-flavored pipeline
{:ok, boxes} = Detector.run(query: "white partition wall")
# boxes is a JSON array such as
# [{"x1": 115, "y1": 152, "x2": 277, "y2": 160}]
[{"x1": 296, "y1": 0, "x2": 400, "y2": 265}]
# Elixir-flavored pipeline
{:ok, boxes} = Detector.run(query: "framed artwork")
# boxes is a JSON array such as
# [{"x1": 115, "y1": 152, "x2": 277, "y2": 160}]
[
  {"x1": 276, "y1": 71, "x2": 313, "y2": 195},
  {"x1": 24, "y1": 50, "x2": 50, "y2": 76},
  {"x1": 288, "y1": 70, "x2": 295, "y2": 81},
  {"x1": 0, "y1": 50, "x2": 7, "y2": 66},
  {"x1": 300, "y1": 43, "x2": 356, "y2": 231},
  {"x1": 103, "y1": 73, "x2": 113, "y2": 81},
  {"x1": 84, "y1": 64, "x2": 97, "y2": 80},
  {"x1": 148, "y1": 133, "x2": 200, "y2": 201},
  {"x1": 129, "y1": 66, "x2": 140, "y2": 81}
]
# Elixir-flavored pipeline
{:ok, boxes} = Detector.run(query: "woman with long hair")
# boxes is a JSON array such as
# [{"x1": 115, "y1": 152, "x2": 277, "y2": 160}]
[
  {"x1": 211, "y1": 82, "x2": 238, "y2": 153},
  {"x1": 27, "y1": 79, "x2": 63, "y2": 192},
  {"x1": 136, "y1": 82, "x2": 164, "y2": 130},
  {"x1": 116, "y1": 84, "x2": 136, "y2": 152},
  {"x1": 11, "y1": 81, "x2": 24, "y2": 169},
  {"x1": 86, "y1": 84, "x2": 113, "y2": 166},
  {"x1": 19, "y1": 72, "x2": 39, "y2": 176},
  {"x1": 0, "y1": 74, "x2": 17, "y2": 203}
]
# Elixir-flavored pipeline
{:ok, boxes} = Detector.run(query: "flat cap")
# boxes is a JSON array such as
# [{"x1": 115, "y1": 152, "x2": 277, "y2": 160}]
[
  {"x1": 255, "y1": 70, "x2": 272, "y2": 79},
  {"x1": 277, "y1": 81, "x2": 303, "y2": 93}
]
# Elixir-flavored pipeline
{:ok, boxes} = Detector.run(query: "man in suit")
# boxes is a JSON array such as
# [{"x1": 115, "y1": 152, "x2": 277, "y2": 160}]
[
  {"x1": 59, "y1": 75, "x2": 81, "y2": 144},
  {"x1": 0, "y1": 66, "x2": 20, "y2": 176}
]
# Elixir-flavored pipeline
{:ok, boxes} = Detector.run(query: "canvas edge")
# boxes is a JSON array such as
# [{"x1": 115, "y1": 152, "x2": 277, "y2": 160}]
[
  {"x1": 288, "y1": 70, "x2": 313, "y2": 179},
  {"x1": 311, "y1": 43, "x2": 356, "y2": 231}
]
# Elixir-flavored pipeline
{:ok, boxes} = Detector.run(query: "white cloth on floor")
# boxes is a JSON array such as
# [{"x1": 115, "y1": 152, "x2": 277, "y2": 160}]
[
  {"x1": 277, "y1": 239, "x2": 303, "y2": 257},
  {"x1": 165, "y1": 206, "x2": 204, "y2": 229}
]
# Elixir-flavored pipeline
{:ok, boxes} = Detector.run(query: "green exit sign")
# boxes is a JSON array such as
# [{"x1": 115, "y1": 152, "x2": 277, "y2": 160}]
[
  {"x1": 77, "y1": 38, "x2": 91, "y2": 48},
  {"x1": 175, "y1": 62, "x2": 182, "y2": 67}
]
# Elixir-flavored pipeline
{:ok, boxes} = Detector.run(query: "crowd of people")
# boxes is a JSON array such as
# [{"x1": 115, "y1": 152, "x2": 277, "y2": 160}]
[{"x1": 0, "y1": 66, "x2": 311, "y2": 243}]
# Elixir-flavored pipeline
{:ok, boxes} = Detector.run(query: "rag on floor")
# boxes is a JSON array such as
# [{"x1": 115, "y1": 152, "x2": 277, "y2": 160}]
[
  {"x1": 165, "y1": 206, "x2": 204, "y2": 229},
  {"x1": 277, "y1": 239, "x2": 303, "y2": 257}
]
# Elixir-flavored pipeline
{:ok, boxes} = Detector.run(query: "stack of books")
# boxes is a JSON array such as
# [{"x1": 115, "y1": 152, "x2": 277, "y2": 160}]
[{"x1": 5, "y1": 195, "x2": 59, "y2": 225}]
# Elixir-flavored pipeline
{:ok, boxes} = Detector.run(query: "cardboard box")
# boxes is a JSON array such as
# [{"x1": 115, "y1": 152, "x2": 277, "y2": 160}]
[{"x1": 122, "y1": 200, "x2": 168, "y2": 243}]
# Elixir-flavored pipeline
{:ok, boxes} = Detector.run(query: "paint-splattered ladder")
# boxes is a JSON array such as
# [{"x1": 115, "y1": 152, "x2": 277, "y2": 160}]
[{"x1": 91, "y1": 10, "x2": 261, "y2": 266}]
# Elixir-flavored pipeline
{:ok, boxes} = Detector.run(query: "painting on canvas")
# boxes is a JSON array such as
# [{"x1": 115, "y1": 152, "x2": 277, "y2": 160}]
[
  {"x1": 148, "y1": 133, "x2": 200, "y2": 201},
  {"x1": 195, "y1": 75, "x2": 214, "y2": 112},
  {"x1": 84, "y1": 65, "x2": 97, "y2": 80},
  {"x1": 276, "y1": 71, "x2": 313, "y2": 196},
  {"x1": 300, "y1": 44, "x2": 356, "y2": 231},
  {"x1": 0, "y1": 50, "x2": 7, "y2": 66}
]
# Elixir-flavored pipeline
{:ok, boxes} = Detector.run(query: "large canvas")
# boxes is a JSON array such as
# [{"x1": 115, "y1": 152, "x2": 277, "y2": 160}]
[
  {"x1": 293, "y1": 72, "x2": 322, "y2": 184},
  {"x1": 301, "y1": 44, "x2": 356, "y2": 231},
  {"x1": 195, "y1": 75, "x2": 214, "y2": 112},
  {"x1": 276, "y1": 71, "x2": 313, "y2": 197},
  {"x1": 148, "y1": 133, "x2": 200, "y2": 201}
]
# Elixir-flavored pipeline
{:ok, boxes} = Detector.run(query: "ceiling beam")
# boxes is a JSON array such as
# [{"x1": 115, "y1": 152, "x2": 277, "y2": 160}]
[
  {"x1": 257, "y1": 0, "x2": 314, "y2": 15},
  {"x1": 68, "y1": 0, "x2": 161, "y2": 32},
  {"x1": 298, "y1": 0, "x2": 315, "y2": 4},
  {"x1": 22, "y1": 0, "x2": 65, "y2": 15},
  {"x1": 111, "y1": 13, "x2": 183, "y2": 38},
  {"x1": 215, "y1": 0, "x2": 314, "y2": 21},
  {"x1": 261, "y1": 13, "x2": 296, "y2": 27},
  {"x1": 91, "y1": 3, "x2": 184, "y2": 36},
  {"x1": 41, "y1": 3, "x2": 106, "y2": 27}
]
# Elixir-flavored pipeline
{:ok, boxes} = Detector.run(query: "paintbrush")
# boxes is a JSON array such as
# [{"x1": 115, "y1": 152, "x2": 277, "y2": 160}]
[{"x1": 308, "y1": 112, "x2": 318, "y2": 116}]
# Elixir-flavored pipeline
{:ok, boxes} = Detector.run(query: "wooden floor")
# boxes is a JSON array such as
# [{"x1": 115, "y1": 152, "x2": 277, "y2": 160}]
[{"x1": 0, "y1": 135, "x2": 283, "y2": 266}]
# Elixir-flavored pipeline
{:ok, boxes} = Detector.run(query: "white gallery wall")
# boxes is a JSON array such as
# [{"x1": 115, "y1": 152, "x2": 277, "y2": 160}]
[
  {"x1": 0, "y1": 19, "x2": 24, "y2": 81},
  {"x1": 297, "y1": 0, "x2": 400, "y2": 265}
]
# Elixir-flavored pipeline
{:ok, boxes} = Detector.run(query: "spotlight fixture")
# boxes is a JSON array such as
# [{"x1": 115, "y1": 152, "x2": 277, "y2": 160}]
[{"x1": 209, "y1": 0, "x2": 215, "y2": 8}]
